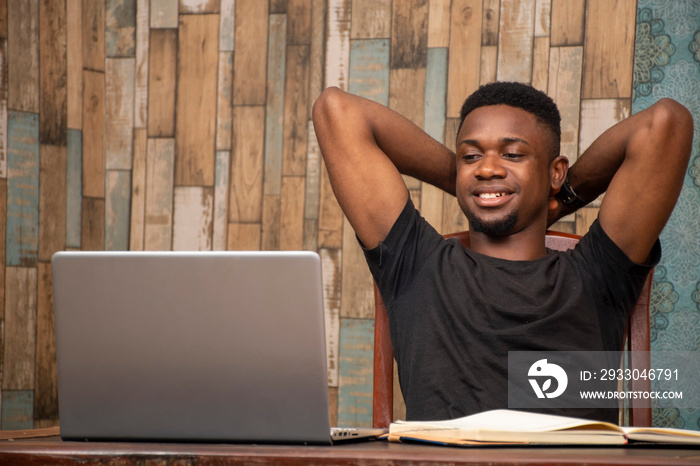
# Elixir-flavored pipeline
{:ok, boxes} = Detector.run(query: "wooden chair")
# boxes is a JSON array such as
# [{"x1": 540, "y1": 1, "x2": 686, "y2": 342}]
[{"x1": 372, "y1": 230, "x2": 653, "y2": 428}]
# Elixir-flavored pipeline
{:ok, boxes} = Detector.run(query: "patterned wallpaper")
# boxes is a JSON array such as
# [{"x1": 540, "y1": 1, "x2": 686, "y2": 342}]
[{"x1": 633, "y1": 0, "x2": 700, "y2": 429}]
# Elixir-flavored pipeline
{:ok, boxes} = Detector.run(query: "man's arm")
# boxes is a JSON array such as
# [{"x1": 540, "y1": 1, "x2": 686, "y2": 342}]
[
  {"x1": 550, "y1": 98, "x2": 693, "y2": 263},
  {"x1": 312, "y1": 87, "x2": 456, "y2": 249}
]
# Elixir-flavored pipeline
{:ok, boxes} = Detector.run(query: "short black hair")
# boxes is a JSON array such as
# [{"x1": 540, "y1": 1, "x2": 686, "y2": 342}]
[{"x1": 458, "y1": 82, "x2": 561, "y2": 158}]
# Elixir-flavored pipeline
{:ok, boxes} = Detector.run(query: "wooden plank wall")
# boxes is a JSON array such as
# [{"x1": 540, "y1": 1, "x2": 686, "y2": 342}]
[{"x1": 0, "y1": 0, "x2": 638, "y2": 429}]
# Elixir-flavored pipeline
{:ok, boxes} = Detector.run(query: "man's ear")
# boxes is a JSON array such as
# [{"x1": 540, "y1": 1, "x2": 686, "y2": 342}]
[{"x1": 549, "y1": 155, "x2": 569, "y2": 195}]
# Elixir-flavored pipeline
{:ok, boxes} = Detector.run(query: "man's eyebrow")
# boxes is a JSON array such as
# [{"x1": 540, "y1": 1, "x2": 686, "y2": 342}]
[
  {"x1": 501, "y1": 137, "x2": 530, "y2": 146},
  {"x1": 457, "y1": 137, "x2": 531, "y2": 146}
]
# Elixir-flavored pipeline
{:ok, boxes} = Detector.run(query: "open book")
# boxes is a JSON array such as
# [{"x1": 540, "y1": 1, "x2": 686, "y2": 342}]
[{"x1": 388, "y1": 410, "x2": 700, "y2": 446}]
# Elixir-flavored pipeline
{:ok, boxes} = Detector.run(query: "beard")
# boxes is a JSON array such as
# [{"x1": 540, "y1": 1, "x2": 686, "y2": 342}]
[{"x1": 466, "y1": 210, "x2": 519, "y2": 237}]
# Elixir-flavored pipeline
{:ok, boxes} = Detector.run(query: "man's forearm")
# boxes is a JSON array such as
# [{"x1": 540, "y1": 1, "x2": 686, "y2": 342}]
[{"x1": 560, "y1": 98, "x2": 691, "y2": 214}]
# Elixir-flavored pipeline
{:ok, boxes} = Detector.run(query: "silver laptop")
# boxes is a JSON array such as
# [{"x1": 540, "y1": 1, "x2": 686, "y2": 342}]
[{"x1": 52, "y1": 250, "x2": 385, "y2": 444}]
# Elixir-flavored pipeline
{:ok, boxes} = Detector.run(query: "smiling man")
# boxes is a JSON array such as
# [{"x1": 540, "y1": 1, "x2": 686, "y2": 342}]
[{"x1": 312, "y1": 82, "x2": 693, "y2": 423}]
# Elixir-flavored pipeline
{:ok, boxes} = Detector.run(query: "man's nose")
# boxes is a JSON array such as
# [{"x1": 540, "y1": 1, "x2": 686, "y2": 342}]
[{"x1": 474, "y1": 154, "x2": 506, "y2": 179}]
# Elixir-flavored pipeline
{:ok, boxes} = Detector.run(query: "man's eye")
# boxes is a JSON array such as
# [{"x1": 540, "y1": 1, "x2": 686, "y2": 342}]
[
  {"x1": 504, "y1": 153, "x2": 522, "y2": 159},
  {"x1": 462, "y1": 153, "x2": 480, "y2": 162}
]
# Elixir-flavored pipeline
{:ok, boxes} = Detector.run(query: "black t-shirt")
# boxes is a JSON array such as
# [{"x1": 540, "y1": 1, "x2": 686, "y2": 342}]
[{"x1": 364, "y1": 199, "x2": 659, "y2": 423}]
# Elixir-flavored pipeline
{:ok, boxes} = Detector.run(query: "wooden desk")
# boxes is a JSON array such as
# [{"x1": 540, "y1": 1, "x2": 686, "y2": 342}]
[{"x1": 1, "y1": 437, "x2": 699, "y2": 465}]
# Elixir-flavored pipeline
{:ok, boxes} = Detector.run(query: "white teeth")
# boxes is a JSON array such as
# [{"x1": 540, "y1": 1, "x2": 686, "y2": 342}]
[{"x1": 479, "y1": 193, "x2": 505, "y2": 199}]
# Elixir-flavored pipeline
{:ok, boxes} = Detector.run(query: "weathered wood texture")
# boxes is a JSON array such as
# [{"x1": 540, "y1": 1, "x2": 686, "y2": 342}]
[{"x1": 0, "y1": 0, "x2": 639, "y2": 429}]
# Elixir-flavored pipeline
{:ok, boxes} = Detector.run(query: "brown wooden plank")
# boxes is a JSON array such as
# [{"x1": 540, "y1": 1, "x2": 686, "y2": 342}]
[
  {"x1": 547, "y1": 46, "x2": 582, "y2": 163},
  {"x1": 82, "y1": 69, "x2": 105, "y2": 198},
  {"x1": 550, "y1": 0, "x2": 584, "y2": 46},
  {"x1": 482, "y1": 0, "x2": 500, "y2": 46},
  {"x1": 307, "y1": 0, "x2": 326, "y2": 115},
  {"x1": 66, "y1": 0, "x2": 82, "y2": 129},
  {"x1": 497, "y1": 0, "x2": 535, "y2": 83},
  {"x1": 350, "y1": 0, "x2": 391, "y2": 39},
  {"x1": 261, "y1": 194, "x2": 280, "y2": 251},
  {"x1": 269, "y1": 0, "x2": 287, "y2": 14},
  {"x1": 134, "y1": 0, "x2": 149, "y2": 128},
  {"x1": 144, "y1": 138, "x2": 174, "y2": 251},
  {"x1": 531, "y1": 36, "x2": 550, "y2": 92},
  {"x1": 216, "y1": 52, "x2": 233, "y2": 151},
  {"x1": 328, "y1": 386, "x2": 339, "y2": 427},
  {"x1": 535, "y1": 0, "x2": 551, "y2": 37},
  {"x1": 105, "y1": 58, "x2": 135, "y2": 169},
  {"x1": 287, "y1": 0, "x2": 311, "y2": 45},
  {"x1": 8, "y1": 0, "x2": 39, "y2": 112},
  {"x1": 576, "y1": 206, "x2": 599, "y2": 236},
  {"x1": 227, "y1": 222, "x2": 260, "y2": 251},
  {"x1": 0, "y1": 0, "x2": 7, "y2": 37},
  {"x1": 389, "y1": 68, "x2": 426, "y2": 129},
  {"x1": 280, "y1": 176, "x2": 305, "y2": 250},
  {"x1": 283, "y1": 45, "x2": 310, "y2": 177},
  {"x1": 34, "y1": 262, "x2": 57, "y2": 424},
  {"x1": 320, "y1": 247, "x2": 341, "y2": 387},
  {"x1": 318, "y1": 160, "x2": 344, "y2": 249},
  {"x1": 340, "y1": 217, "x2": 374, "y2": 319},
  {"x1": 2, "y1": 267, "x2": 37, "y2": 390},
  {"x1": 441, "y1": 118, "x2": 468, "y2": 234},
  {"x1": 81, "y1": 197, "x2": 105, "y2": 251},
  {"x1": 39, "y1": 0, "x2": 67, "y2": 146},
  {"x1": 480, "y1": 45, "x2": 497, "y2": 85},
  {"x1": 38, "y1": 145, "x2": 67, "y2": 262},
  {"x1": 446, "y1": 0, "x2": 482, "y2": 117},
  {"x1": 229, "y1": 106, "x2": 264, "y2": 223},
  {"x1": 232, "y1": 0, "x2": 268, "y2": 105},
  {"x1": 582, "y1": 0, "x2": 636, "y2": 99},
  {"x1": 82, "y1": 0, "x2": 105, "y2": 71},
  {"x1": 129, "y1": 129, "x2": 147, "y2": 250},
  {"x1": 175, "y1": 13, "x2": 219, "y2": 186},
  {"x1": 390, "y1": 0, "x2": 428, "y2": 69},
  {"x1": 179, "y1": 0, "x2": 219, "y2": 14},
  {"x1": 147, "y1": 28, "x2": 176, "y2": 137},
  {"x1": 420, "y1": 183, "x2": 443, "y2": 233},
  {"x1": 427, "y1": 0, "x2": 451, "y2": 48}
]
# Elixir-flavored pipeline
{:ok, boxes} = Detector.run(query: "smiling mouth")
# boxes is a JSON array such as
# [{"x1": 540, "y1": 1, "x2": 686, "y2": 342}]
[{"x1": 477, "y1": 192, "x2": 509, "y2": 199}]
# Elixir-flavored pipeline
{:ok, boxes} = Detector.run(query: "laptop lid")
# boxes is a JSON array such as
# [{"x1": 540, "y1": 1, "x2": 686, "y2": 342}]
[{"x1": 52, "y1": 250, "x2": 334, "y2": 444}]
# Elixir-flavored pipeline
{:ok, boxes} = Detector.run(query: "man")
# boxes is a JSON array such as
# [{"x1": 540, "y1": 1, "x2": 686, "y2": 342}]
[{"x1": 312, "y1": 82, "x2": 693, "y2": 423}]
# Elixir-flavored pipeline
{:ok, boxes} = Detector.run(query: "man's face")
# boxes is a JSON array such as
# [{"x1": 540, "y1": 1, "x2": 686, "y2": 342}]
[{"x1": 455, "y1": 104, "x2": 556, "y2": 238}]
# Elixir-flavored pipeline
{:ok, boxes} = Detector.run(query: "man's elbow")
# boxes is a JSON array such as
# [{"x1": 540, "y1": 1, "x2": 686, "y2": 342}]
[
  {"x1": 312, "y1": 86, "x2": 344, "y2": 129},
  {"x1": 652, "y1": 98, "x2": 694, "y2": 140}
]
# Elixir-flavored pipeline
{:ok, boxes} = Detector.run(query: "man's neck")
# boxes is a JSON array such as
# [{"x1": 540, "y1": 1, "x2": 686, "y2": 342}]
[{"x1": 468, "y1": 228, "x2": 548, "y2": 261}]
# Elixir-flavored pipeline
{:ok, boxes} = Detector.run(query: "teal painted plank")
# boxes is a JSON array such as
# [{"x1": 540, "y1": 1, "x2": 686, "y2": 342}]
[
  {"x1": 263, "y1": 14, "x2": 287, "y2": 196},
  {"x1": 106, "y1": 0, "x2": 136, "y2": 57},
  {"x1": 337, "y1": 318, "x2": 374, "y2": 427},
  {"x1": 348, "y1": 39, "x2": 390, "y2": 105},
  {"x1": 66, "y1": 129, "x2": 82, "y2": 248},
  {"x1": 6, "y1": 111, "x2": 39, "y2": 267},
  {"x1": 1, "y1": 390, "x2": 34, "y2": 430},
  {"x1": 105, "y1": 170, "x2": 131, "y2": 251},
  {"x1": 424, "y1": 47, "x2": 448, "y2": 143}
]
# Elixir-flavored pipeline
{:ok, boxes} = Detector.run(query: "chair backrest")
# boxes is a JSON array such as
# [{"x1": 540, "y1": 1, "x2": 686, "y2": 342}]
[{"x1": 372, "y1": 230, "x2": 653, "y2": 428}]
